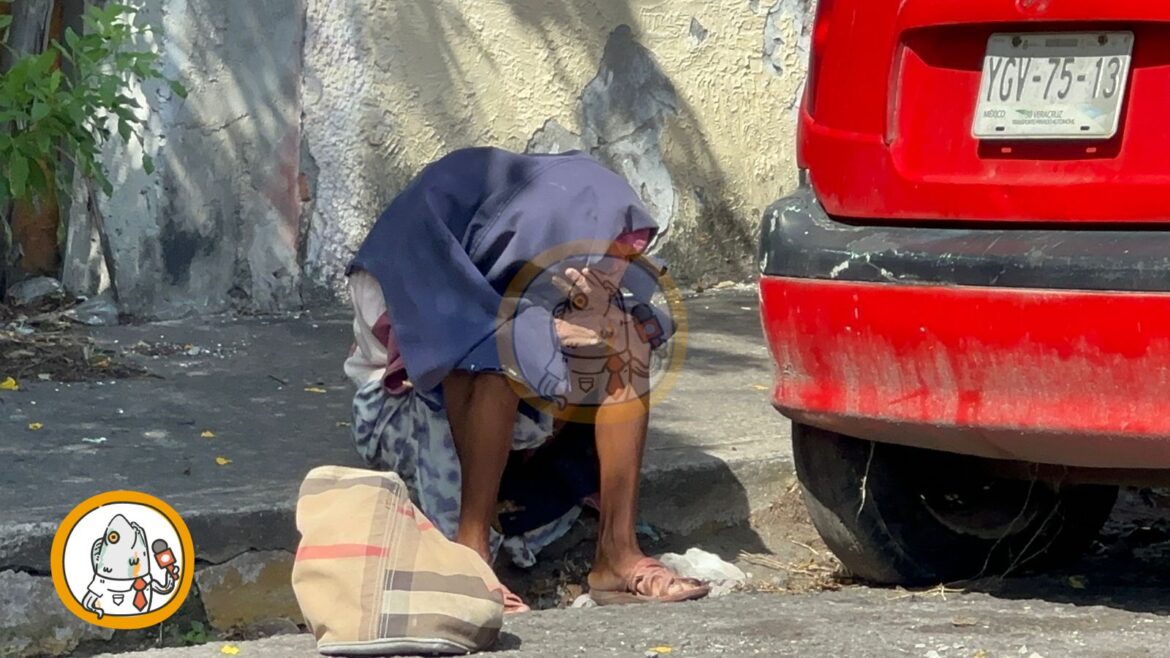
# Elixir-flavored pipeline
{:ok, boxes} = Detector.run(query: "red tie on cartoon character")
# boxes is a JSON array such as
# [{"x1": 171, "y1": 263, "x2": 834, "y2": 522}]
[{"x1": 132, "y1": 577, "x2": 149, "y2": 611}]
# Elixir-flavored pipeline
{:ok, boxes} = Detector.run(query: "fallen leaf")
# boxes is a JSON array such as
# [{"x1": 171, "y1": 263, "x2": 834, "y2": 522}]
[
  {"x1": 647, "y1": 648, "x2": 673, "y2": 656},
  {"x1": 28, "y1": 422, "x2": 43, "y2": 431},
  {"x1": 220, "y1": 646, "x2": 240, "y2": 656},
  {"x1": 304, "y1": 386, "x2": 328, "y2": 394},
  {"x1": 951, "y1": 616, "x2": 978, "y2": 627},
  {"x1": 0, "y1": 377, "x2": 19, "y2": 391},
  {"x1": 1067, "y1": 575, "x2": 1087, "y2": 589},
  {"x1": 751, "y1": 384, "x2": 770, "y2": 391},
  {"x1": 973, "y1": 650, "x2": 989, "y2": 658},
  {"x1": 201, "y1": 430, "x2": 216, "y2": 439},
  {"x1": 92, "y1": 356, "x2": 111, "y2": 368},
  {"x1": 215, "y1": 456, "x2": 232, "y2": 466}
]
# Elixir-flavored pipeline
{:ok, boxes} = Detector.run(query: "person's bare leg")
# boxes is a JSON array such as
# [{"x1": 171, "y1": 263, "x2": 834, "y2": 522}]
[
  {"x1": 442, "y1": 372, "x2": 517, "y2": 563},
  {"x1": 583, "y1": 336, "x2": 706, "y2": 601},
  {"x1": 586, "y1": 395, "x2": 652, "y2": 587}
]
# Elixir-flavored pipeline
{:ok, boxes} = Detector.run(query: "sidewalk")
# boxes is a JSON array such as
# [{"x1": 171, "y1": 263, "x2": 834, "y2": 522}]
[
  {"x1": 0, "y1": 288, "x2": 794, "y2": 656},
  {"x1": 92, "y1": 589, "x2": 1170, "y2": 658}
]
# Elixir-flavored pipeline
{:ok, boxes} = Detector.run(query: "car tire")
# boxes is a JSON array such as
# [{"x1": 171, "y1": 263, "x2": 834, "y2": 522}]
[{"x1": 792, "y1": 422, "x2": 1118, "y2": 586}]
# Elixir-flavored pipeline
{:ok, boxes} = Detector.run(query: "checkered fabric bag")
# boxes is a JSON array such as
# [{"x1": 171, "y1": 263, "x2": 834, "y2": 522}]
[{"x1": 292, "y1": 466, "x2": 505, "y2": 656}]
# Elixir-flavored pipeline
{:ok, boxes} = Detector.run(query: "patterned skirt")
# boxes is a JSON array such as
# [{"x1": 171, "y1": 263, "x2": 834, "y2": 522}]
[{"x1": 350, "y1": 379, "x2": 598, "y2": 567}]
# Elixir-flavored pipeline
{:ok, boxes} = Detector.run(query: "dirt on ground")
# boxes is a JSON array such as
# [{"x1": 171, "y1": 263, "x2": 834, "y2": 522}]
[
  {"x1": 0, "y1": 299, "x2": 208, "y2": 383},
  {"x1": 503, "y1": 482, "x2": 1170, "y2": 613},
  {"x1": 0, "y1": 301, "x2": 149, "y2": 382},
  {"x1": 504, "y1": 481, "x2": 846, "y2": 610}
]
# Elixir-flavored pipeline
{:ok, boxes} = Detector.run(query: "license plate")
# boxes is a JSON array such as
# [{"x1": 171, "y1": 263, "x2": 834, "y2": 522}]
[{"x1": 972, "y1": 31, "x2": 1134, "y2": 140}]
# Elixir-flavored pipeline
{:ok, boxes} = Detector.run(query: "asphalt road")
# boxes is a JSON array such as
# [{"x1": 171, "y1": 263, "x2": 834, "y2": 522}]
[{"x1": 96, "y1": 587, "x2": 1167, "y2": 658}]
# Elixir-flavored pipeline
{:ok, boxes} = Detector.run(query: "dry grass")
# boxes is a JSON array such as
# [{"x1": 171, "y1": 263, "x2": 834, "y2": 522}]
[{"x1": 738, "y1": 550, "x2": 850, "y2": 594}]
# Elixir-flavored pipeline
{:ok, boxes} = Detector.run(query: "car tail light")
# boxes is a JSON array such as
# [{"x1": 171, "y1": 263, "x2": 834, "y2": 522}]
[{"x1": 805, "y1": 0, "x2": 835, "y2": 118}]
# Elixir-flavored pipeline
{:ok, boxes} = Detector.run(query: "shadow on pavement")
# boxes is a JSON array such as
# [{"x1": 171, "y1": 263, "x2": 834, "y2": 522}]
[
  {"x1": 493, "y1": 632, "x2": 523, "y2": 652},
  {"x1": 501, "y1": 444, "x2": 772, "y2": 610},
  {"x1": 957, "y1": 488, "x2": 1170, "y2": 616},
  {"x1": 680, "y1": 343, "x2": 768, "y2": 377},
  {"x1": 679, "y1": 293, "x2": 763, "y2": 343}
]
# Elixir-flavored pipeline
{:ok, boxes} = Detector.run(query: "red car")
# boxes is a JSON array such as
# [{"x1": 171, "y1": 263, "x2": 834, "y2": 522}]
[{"x1": 758, "y1": 0, "x2": 1170, "y2": 585}]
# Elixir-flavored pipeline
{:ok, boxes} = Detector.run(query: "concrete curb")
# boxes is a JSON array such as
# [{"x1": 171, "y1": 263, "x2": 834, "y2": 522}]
[{"x1": 0, "y1": 451, "x2": 795, "y2": 657}]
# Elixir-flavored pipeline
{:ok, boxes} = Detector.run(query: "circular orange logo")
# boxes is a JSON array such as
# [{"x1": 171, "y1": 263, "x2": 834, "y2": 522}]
[
  {"x1": 50, "y1": 491, "x2": 195, "y2": 630},
  {"x1": 496, "y1": 239, "x2": 687, "y2": 424}
]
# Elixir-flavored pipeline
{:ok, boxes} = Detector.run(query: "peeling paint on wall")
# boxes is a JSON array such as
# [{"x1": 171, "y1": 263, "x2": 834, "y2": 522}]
[
  {"x1": 764, "y1": 0, "x2": 813, "y2": 76},
  {"x1": 582, "y1": 25, "x2": 679, "y2": 239},
  {"x1": 63, "y1": 0, "x2": 307, "y2": 318},
  {"x1": 689, "y1": 17, "x2": 709, "y2": 46},
  {"x1": 301, "y1": 0, "x2": 809, "y2": 293},
  {"x1": 763, "y1": 0, "x2": 814, "y2": 110},
  {"x1": 527, "y1": 119, "x2": 587, "y2": 155},
  {"x1": 524, "y1": 26, "x2": 679, "y2": 241},
  {"x1": 66, "y1": 0, "x2": 813, "y2": 316},
  {"x1": 59, "y1": 0, "x2": 813, "y2": 316}
]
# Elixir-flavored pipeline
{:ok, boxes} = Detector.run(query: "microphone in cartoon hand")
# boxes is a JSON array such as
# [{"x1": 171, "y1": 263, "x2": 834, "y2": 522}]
[{"x1": 152, "y1": 539, "x2": 179, "y2": 580}]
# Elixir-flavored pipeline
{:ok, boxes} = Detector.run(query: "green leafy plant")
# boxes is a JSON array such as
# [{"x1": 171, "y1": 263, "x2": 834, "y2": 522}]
[
  {"x1": 0, "y1": 1, "x2": 186, "y2": 276},
  {"x1": 181, "y1": 620, "x2": 209, "y2": 646}
]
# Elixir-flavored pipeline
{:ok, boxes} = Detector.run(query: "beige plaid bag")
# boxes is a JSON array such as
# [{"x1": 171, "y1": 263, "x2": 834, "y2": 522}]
[{"x1": 292, "y1": 466, "x2": 505, "y2": 656}]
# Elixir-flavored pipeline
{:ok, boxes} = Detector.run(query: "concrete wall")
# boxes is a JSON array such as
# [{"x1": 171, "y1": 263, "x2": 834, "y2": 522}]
[
  {"x1": 64, "y1": 0, "x2": 812, "y2": 317},
  {"x1": 303, "y1": 0, "x2": 813, "y2": 295},
  {"x1": 64, "y1": 0, "x2": 308, "y2": 318}
]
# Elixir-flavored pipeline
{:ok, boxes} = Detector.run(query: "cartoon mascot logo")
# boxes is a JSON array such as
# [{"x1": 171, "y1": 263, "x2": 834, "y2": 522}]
[
  {"x1": 496, "y1": 239, "x2": 687, "y2": 424},
  {"x1": 52, "y1": 491, "x2": 194, "y2": 629}
]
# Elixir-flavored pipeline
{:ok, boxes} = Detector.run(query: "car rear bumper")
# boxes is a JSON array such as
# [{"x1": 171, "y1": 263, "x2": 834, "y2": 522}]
[{"x1": 758, "y1": 185, "x2": 1170, "y2": 468}]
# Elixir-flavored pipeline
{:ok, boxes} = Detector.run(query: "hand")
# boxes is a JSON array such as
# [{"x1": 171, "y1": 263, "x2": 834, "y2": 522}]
[
  {"x1": 552, "y1": 267, "x2": 622, "y2": 348},
  {"x1": 553, "y1": 267, "x2": 616, "y2": 315},
  {"x1": 553, "y1": 318, "x2": 604, "y2": 348}
]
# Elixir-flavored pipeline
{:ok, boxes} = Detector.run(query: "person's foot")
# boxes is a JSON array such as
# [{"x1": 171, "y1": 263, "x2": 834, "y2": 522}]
[
  {"x1": 587, "y1": 549, "x2": 649, "y2": 591},
  {"x1": 495, "y1": 583, "x2": 532, "y2": 615},
  {"x1": 454, "y1": 534, "x2": 531, "y2": 614},
  {"x1": 454, "y1": 533, "x2": 531, "y2": 613},
  {"x1": 587, "y1": 551, "x2": 709, "y2": 604}
]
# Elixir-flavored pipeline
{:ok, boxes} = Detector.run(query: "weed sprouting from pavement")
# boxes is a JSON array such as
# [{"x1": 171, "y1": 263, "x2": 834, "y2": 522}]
[
  {"x1": 976, "y1": 472, "x2": 1046, "y2": 580},
  {"x1": 1001, "y1": 502, "x2": 1065, "y2": 578},
  {"x1": 857, "y1": 441, "x2": 875, "y2": 520},
  {"x1": 997, "y1": 472, "x2": 1075, "y2": 579}
]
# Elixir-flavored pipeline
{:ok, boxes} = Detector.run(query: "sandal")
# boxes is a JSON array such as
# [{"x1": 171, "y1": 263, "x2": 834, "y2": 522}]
[
  {"x1": 495, "y1": 584, "x2": 531, "y2": 615},
  {"x1": 589, "y1": 557, "x2": 710, "y2": 606}
]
